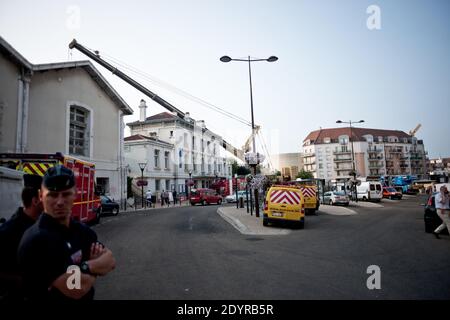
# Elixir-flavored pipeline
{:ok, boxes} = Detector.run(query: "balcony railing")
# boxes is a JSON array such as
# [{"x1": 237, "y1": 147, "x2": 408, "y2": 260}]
[
  {"x1": 368, "y1": 163, "x2": 384, "y2": 168},
  {"x1": 335, "y1": 167, "x2": 353, "y2": 171},
  {"x1": 333, "y1": 150, "x2": 352, "y2": 155},
  {"x1": 387, "y1": 149, "x2": 403, "y2": 153},
  {"x1": 368, "y1": 149, "x2": 382, "y2": 153},
  {"x1": 334, "y1": 157, "x2": 352, "y2": 162},
  {"x1": 303, "y1": 153, "x2": 315, "y2": 157}
]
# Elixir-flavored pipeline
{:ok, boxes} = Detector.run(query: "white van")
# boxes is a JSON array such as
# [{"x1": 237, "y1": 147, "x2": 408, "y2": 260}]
[{"x1": 356, "y1": 181, "x2": 382, "y2": 202}]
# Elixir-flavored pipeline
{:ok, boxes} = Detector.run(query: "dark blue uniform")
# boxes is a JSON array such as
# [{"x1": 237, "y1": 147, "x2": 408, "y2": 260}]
[
  {"x1": 0, "y1": 207, "x2": 36, "y2": 300},
  {"x1": 18, "y1": 213, "x2": 97, "y2": 300}
]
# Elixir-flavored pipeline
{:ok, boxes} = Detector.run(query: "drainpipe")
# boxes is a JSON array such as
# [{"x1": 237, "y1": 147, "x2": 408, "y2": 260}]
[{"x1": 16, "y1": 69, "x2": 31, "y2": 153}]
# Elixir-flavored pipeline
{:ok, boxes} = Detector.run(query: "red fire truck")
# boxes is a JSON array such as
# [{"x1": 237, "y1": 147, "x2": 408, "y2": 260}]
[{"x1": 0, "y1": 152, "x2": 101, "y2": 224}]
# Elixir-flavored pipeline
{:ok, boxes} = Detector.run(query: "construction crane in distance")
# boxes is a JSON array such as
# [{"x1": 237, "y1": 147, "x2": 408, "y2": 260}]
[{"x1": 409, "y1": 124, "x2": 422, "y2": 137}]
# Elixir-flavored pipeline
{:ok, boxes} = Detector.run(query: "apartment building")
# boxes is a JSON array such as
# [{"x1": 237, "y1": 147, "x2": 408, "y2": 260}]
[
  {"x1": 271, "y1": 153, "x2": 303, "y2": 179},
  {"x1": 302, "y1": 127, "x2": 428, "y2": 181},
  {"x1": 126, "y1": 100, "x2": 232, "y2": 193}
]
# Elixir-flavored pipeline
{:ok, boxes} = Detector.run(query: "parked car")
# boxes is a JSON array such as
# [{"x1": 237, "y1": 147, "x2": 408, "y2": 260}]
[
  {"x1": 225, "y1": 190, "x2": 249, "y2": 203},
  {"x1": 423, "y1": 192, "x2": 449, "y2": 234},
  {"x1": 99, "y1": 195, "x2": 120, "y2": 216},
  {"x1": 323, "y1": 191, "x2": 350, "y2": 206},
  {"x1": 382, "y1": 187, "x2": 402, "y2": 200},
  {"x1": 190, "y1": 188, "x2": 222, "y2": 205}
]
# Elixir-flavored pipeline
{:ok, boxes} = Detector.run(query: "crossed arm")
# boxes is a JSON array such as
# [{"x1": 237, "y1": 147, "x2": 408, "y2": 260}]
[{"x1": 51, "y1": 243, "x2": 116, "y2": 299}]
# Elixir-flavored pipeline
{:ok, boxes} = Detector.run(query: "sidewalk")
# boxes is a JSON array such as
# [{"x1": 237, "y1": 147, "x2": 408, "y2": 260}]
[
  {"x1": 318, "y1": 205, "x2": 357, "y2": 216},
  {"x1": 120, "y1": 199, "x2": 191, "y2": 213},
  {"x1": 348, "y1": 201, "x2": 384, "y2": 208},
  {"x1": 217, "y1": 207, "x2": 291, "y2": 235}
]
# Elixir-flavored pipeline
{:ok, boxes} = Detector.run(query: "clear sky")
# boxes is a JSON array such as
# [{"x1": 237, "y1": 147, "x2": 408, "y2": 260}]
[{"x1": 1, "y1": 0, "x2": 449, "y2": 160}]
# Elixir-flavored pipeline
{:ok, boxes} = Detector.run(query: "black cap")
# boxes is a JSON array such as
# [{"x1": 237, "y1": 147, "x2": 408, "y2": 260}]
[
  {"x1": 23, "y1": 174, "x2": 43, "y2": 189},
  {"x1": 43, "y1": 165, "x2": 75, "y2": 191}
]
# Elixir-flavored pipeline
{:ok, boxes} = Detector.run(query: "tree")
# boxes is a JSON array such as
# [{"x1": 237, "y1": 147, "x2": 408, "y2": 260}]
[
  {"x1": 274, "y1": 170, "x2": 281, "y2": 176},
  {"x1": 296, "y1": 170, "x2": 314, "y2": 180},
  {"x1": 237, "y1": 166, "x2": 251, "y2": 176}
]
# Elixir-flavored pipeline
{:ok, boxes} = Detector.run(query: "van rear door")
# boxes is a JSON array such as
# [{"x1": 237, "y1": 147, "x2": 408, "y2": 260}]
[{"x1": 266, "y1": 187, "x2": 303, "y2": 221}]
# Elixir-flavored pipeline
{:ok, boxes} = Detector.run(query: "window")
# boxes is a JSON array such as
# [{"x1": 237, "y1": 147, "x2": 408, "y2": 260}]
[
  {"x1": 164, "y1": 151, "x2": 170, "y2": 169},
  {"x1": 324, "y1": 137, "x2": 331, "y2": 143},
  {"x1": 218, "y1": 164, "x2": 222, "y2": 173},
  {"x1": 69, "y1": 106, "x2": 90, "y2": 156},
  {"x1": 208, "y1": 164, "x2": 211, "y2": 173},
  {"x1": 96, "y1": 177, "x2": 109, "y2": 195},
  {"x1": 155, "y1": 179, "x2": 160, "y2": 191},
  {"x1": 170, "y1": 131, "x2": 174, "y2": 138},
  {"x1": 165, "y1": 180, "x2": 170, "y2": 191},
  {"x1": 154, "y1": 149, "x2": 160, "y2": 168}
]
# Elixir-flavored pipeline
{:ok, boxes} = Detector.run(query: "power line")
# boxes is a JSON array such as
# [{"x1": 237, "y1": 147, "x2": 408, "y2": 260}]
[{"x1": 79, "y1": 48, "x2": 252, "y2": 127}]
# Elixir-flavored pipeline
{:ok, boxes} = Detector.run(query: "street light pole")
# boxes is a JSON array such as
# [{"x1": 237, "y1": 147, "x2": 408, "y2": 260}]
[
  {"x1": 220, "y1": 55, "x2": 278, "y2": 218},
  {"x1": 188, "y1": 170, "x2": 192, "y2": 204},
  {"x1": 336, "y1": 120, "x2": 365, "y2": 203},
  {"x1": 138, "y1": 162, "x2": 147, "y2": 209}
]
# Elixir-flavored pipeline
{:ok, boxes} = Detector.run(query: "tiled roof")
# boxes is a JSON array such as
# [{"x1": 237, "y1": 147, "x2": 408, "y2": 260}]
[
  {"x1": 145, "y1": 112, "x2": 177, "y2": 121},
  {"x1": 304, "y1": 127, "x2": 411, "y2": 144},
  {"x1": 124, "y1": 134, "x2": 151, "y2": 142},
  {"x1": 124, "y1": 134, "x2": 174, "y2": 147}
]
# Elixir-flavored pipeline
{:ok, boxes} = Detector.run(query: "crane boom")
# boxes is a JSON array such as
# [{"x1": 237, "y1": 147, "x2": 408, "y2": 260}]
[
  {"x1": 409, "y1": 123, "x2": 422, "y2": 137},
  {"x1": 69, "y1": 39, "x2": 248, "y2": 162},
  {"x1": 69, "y1": 39, "x2": 185, "y2": 118}
]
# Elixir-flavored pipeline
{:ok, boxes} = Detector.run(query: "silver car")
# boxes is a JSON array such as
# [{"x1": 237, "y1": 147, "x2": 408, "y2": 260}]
[
  {"x1": 225, "y1": 190, "x2": 249, "y2": 203},
  {"x1": 323, "y1": 191, "x2": 350, "y2": 206}
]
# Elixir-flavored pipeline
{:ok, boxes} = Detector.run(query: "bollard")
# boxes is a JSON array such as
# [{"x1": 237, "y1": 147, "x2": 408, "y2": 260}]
[{"x1": 239, "y1": 196, "x2": 244, "y2": 208}]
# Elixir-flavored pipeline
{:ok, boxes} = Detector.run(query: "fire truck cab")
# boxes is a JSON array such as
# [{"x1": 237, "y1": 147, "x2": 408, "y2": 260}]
[{"x1": 0, "y1": 152, "x2": 101, "y2": 224}]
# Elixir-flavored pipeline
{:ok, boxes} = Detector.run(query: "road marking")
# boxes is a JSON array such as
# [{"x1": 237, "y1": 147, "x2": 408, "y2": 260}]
[{"x1": 189, "y1": 217, "x2": 194, "y2": 230}]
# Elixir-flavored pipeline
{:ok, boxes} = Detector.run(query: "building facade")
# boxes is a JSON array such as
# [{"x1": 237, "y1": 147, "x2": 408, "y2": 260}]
[
  {"x1": 0, "y1": 36, "x2": 133, "y2": 205},
  {"x1": 302, "y1": 127, "x2": 428, "y2": 182},
  {"x1": 126, "y1": 100, "x2": 232, "y2": 194},
  {"x1": 271, "y1": 153, "x2": 303, "y2": 179}
]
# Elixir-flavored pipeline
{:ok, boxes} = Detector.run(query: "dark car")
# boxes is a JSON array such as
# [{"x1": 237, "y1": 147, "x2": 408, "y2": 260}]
[
  {"x1": 99, "y1": 195, "x2": 120, "y2": 216},
  {"x1": 423, "y1": 193, "x2": 449, "y2": 234}
]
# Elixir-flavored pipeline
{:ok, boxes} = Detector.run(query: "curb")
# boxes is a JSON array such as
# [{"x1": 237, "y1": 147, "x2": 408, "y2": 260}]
[{"x1": 217, "y1": 207, "x2": 250, "y2": 234}]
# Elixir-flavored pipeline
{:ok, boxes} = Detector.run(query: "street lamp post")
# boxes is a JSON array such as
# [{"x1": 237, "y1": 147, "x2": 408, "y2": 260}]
[
  {"x1": 138, "y1": 162, "x2": 147, "y2": 209},
  {"x1": 188, "y1": 170, "x2": 192, "y2": 204},
  {"x1": 220, "y1": 55, "x2": 278, "y2": 218},
  {"x1": 336, "y1": 120, "x2": 365, "y2": 202}
]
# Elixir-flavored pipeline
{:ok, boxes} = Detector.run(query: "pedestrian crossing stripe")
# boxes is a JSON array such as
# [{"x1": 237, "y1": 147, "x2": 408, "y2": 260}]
[{"x1": 270, "y1": 190, "x2": 301, "y2": 205}]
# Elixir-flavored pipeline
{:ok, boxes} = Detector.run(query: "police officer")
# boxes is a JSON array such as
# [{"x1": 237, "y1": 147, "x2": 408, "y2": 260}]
[
  {"x1": 18, "y1": 165, "x2": 115, "y2": 300},
  {"x1": 0, "y1": 174, "x2": 43, "y2": 300}
]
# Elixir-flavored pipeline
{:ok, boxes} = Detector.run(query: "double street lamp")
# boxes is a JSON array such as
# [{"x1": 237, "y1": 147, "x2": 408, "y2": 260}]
[
  {"x1": 138, "y1": 162, "x2": 147, "y2": 208},
  {"x1": 336, "y1": 120, "x2": 365, "y2": 202},
  {"x1": 220, "y1": 55, "x2": 278, "y2": 217}
]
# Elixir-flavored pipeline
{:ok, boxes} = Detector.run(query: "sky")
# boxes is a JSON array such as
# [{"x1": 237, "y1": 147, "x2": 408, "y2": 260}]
[{"x1": 1, "y1": 0, "x2": 449, "y2": 161}]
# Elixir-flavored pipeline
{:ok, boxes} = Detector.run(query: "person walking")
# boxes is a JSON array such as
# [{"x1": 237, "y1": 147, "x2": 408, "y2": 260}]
[
  {"x1": 165, "y1": 190, "x2": 170, "y2": 207},
  {"x1": 433, "y1": 185, "x2": 450, "y2": 239},
  {"x1": 18, "y1": 165, "x2": 115, "y2": 300},
  {"x1": 0, "y1": 174, "x2": 43, "y2": 300},
  {"x1": 172, "y1": 189, "x2": 177, "y2": 205},
  {"x1": 145, "y1": 189, "x2": 152, "y2": 208}
]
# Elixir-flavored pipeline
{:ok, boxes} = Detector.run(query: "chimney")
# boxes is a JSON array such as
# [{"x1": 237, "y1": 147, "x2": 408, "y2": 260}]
[
  {"x1": 139, "y1": 99, "x2": 147, "y2": 122},
  {"x1": 184, "y1": 112, "x2": 191, "y2": 122}
]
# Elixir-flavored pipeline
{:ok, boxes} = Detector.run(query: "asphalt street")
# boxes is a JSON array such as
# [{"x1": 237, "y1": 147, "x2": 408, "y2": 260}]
[{"x1": 93, "y1": 195, "x2": 450, "y2": 300}]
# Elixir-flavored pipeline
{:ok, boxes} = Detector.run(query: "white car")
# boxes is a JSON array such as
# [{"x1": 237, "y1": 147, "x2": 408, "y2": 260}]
[{"x1": 225, "y1": 190, "x2": 249, "y2": 203}]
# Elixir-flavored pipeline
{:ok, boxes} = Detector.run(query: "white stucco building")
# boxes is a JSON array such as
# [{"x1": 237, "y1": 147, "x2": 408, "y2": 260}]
[
  {"x1": 125, "y1": 100, "x2": 232, "y2": 195},
  {"x1": 0, "y1": 36, "x2": 133, "y2": 205}
]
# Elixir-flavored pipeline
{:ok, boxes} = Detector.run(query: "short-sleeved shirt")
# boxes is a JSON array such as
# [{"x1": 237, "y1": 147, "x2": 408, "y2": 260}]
[
  {"x1": 146, "y1": 191, "x2": 152, "y2": 199},
  {"x1": 435, "y1": 192, "x2": 450, "y2": 210},
  {"x1": 0, "y1": 207, "x2": 36, "y2": 299},
  {"x1": 18, "y1": 213, "x2": 97, "y2": 300}
]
